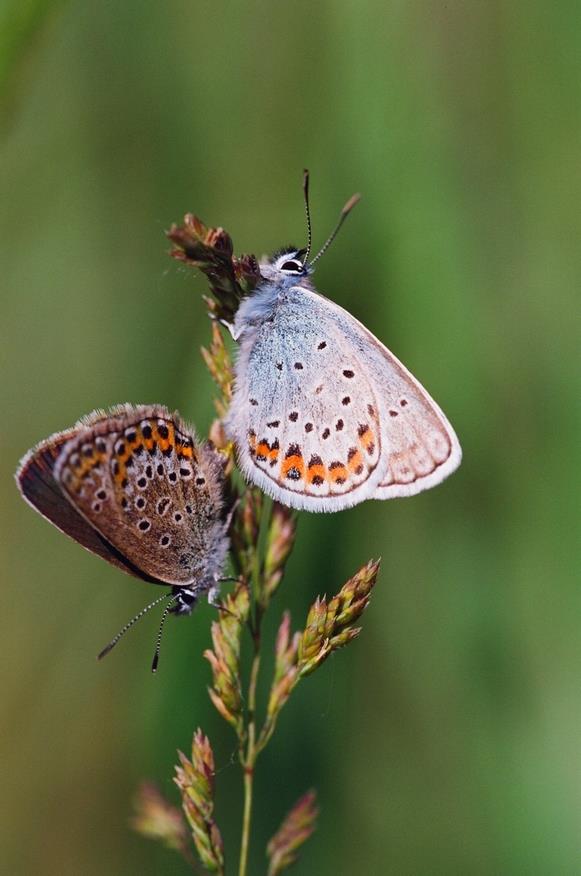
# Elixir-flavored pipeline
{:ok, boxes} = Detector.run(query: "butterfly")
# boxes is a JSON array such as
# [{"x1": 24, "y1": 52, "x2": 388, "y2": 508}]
[
  {"x1": 225, "y1": 171, "x2": 461, "y2": 512},
  {"x1": 15, "y1": 404, "x2": 230, "y2": 669}
]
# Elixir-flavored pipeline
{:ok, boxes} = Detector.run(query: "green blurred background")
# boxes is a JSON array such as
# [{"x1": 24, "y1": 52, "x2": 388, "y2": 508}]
[{"x1": 1, "y1": 2, "x2": 579, "y2": 873}]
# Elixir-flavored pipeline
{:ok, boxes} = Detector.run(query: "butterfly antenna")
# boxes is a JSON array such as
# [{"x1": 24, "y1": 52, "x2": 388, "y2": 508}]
[
  {"x1": 151, "y1": 596, "x2": 180, "y2": 673},
  {"x1": 309, "y1": 192, "x2": 361, "y2": 266},
  {"x1": 96, "y1": 590, "x2": 172, "y2": 662},
  {"x1": 302, "y1": 168, "x2": 313, "y2": 264}
]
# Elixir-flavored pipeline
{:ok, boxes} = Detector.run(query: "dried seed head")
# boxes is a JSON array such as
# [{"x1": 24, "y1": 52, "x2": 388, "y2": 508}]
[
  {"x1": 266, "y1": 612, "x2": 300, "y2": 721},
  {"x1": 130, "y1": 782, "x2": 188, "y2": 854},
  {"x1": 298, "y1": 559, "x2": 380, "y2": 678},
  {"x1": 204, "y1": 583, "x2": 250, "y2": 739},
  {"x1": 174, "y1": 730, "x2": 225, "y2": 873},
  {"x1": 267, "y1": 790, "x2": 319, "y2": 876},
  {"x1": 262, "y1": 503, "x2": 297, "y2": 605},
  {"x1": 229, "y1": 489, "x2": 264, "y2": 581},
  {"x1": 167, "y1": 213, "x2": 258, "y2": 324},
  {"x1": 201, "y1": 321, "x2": 234, "y2": 414}
]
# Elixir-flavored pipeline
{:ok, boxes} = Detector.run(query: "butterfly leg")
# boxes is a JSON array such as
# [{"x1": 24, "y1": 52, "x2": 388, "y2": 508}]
[
  {"x1": 208, "y1": 581, "x2": 241, "y2": 617},
  {"x1": 218, "y1": 317, "x2": 238, "y2": 340},
  {"x1": 207, "y1": 583, "x2": 221, "y2": 606},
  {"x1": 223, "y1": 497, "x2": 240, "y2": 532}
]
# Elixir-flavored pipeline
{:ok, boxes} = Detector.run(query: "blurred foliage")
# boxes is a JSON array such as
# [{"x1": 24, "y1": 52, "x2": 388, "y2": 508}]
[
  {"x1": 0, "y1": 0, "x2": 66, "y2": 116},
  {"x1": 1, "y1": 1, "x2": 579, "y2": 875}
]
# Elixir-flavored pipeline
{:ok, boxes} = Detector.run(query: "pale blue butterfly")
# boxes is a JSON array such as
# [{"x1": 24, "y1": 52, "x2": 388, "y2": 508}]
[{"x1": 226, "y1": 172, "x2": 462, "y2": 512}]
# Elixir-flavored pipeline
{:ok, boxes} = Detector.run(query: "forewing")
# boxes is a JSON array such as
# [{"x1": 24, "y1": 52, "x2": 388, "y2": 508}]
[
  {"x1": 314, "y1": 292, "x2": 462, "y2": 498},
  {"x1": 15, "y1": 420, "x2": 147, "y2": 578},
  {"x1": 54, "y1": 405, "x2": 228, "y2": 586},
  {"x1": 228, "y1": 292, "x2": 388, "y2": 511},
  {"x1": 371, "y1": 351, "x2": 461, "y2": 498}
]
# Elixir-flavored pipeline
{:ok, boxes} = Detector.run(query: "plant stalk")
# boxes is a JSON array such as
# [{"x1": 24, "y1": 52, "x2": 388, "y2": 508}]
[{"x1": 238, "y1": 639, "x2": 261, "y2": 876}]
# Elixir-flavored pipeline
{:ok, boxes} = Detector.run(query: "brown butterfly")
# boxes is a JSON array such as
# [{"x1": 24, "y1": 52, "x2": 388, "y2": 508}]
[{"x1": 16, "y1": 404, "x2": 230, "y2": 670}]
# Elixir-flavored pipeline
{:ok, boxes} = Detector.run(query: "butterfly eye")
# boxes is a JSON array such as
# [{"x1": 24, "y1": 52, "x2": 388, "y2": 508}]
[{"x1": 281, "y1": 260, "x2": 302, "y2": 272}]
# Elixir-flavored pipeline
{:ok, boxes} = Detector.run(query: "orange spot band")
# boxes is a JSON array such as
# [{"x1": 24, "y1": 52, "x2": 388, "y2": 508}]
[
  {"x1": 307, "y1": 464, "x2": 326, "y2": 484},
  {"x1": 359, "y1": 427, "x2": 376, "y2": 453},
  {"x1": 282, "y1": 455, "x2": 305, "y2": 479},
  {"x1": 348, "y1": 449, "x2": 363, "y2": 472},
  {"x1": 329, "y1": 465, "x2": 348, "y2": 483}
]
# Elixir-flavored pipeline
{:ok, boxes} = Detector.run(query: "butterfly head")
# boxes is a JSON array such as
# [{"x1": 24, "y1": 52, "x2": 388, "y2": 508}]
[
  {"x1": 168, "y1": 586, "x2": 198, "y2": 615},
  {"x1": 258, "y1": 172, "x2": 360, "y2": 286},
  {"x1": 262, "y1": 246, "x2": 313, "y2": 283}
]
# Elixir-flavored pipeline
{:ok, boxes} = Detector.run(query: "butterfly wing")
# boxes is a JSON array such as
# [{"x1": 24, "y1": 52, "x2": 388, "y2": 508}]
[
  {"x1": 366, "y1": 340, "x2": 462, "y2": 499},
  {"x1": 227, "y1": 290, "x2": 390, "y2": 511},
  {"x1": 298, "y1": 288, "x2": 462, "y2": 499},
  {"x1": 52, "y1": 405, "x2": 228, "y2": 587},
  {"x1": 228, "y1": 285, "x2": 461, "y2": 510},
  {"x1": 15, "y1": 420, "x2": 150, "y2": 579}
]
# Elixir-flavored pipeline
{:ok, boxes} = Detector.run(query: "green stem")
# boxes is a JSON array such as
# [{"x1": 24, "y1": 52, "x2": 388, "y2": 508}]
[
  {"x1": 238, "y1": 646, "x2": 261, "y2": 876},
  {"x1": 239, "y1": 762, "x2": 253, "y2": 876},
  {"x1": 239, "y1": 492, "x2": 269, "y2": 876}
]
